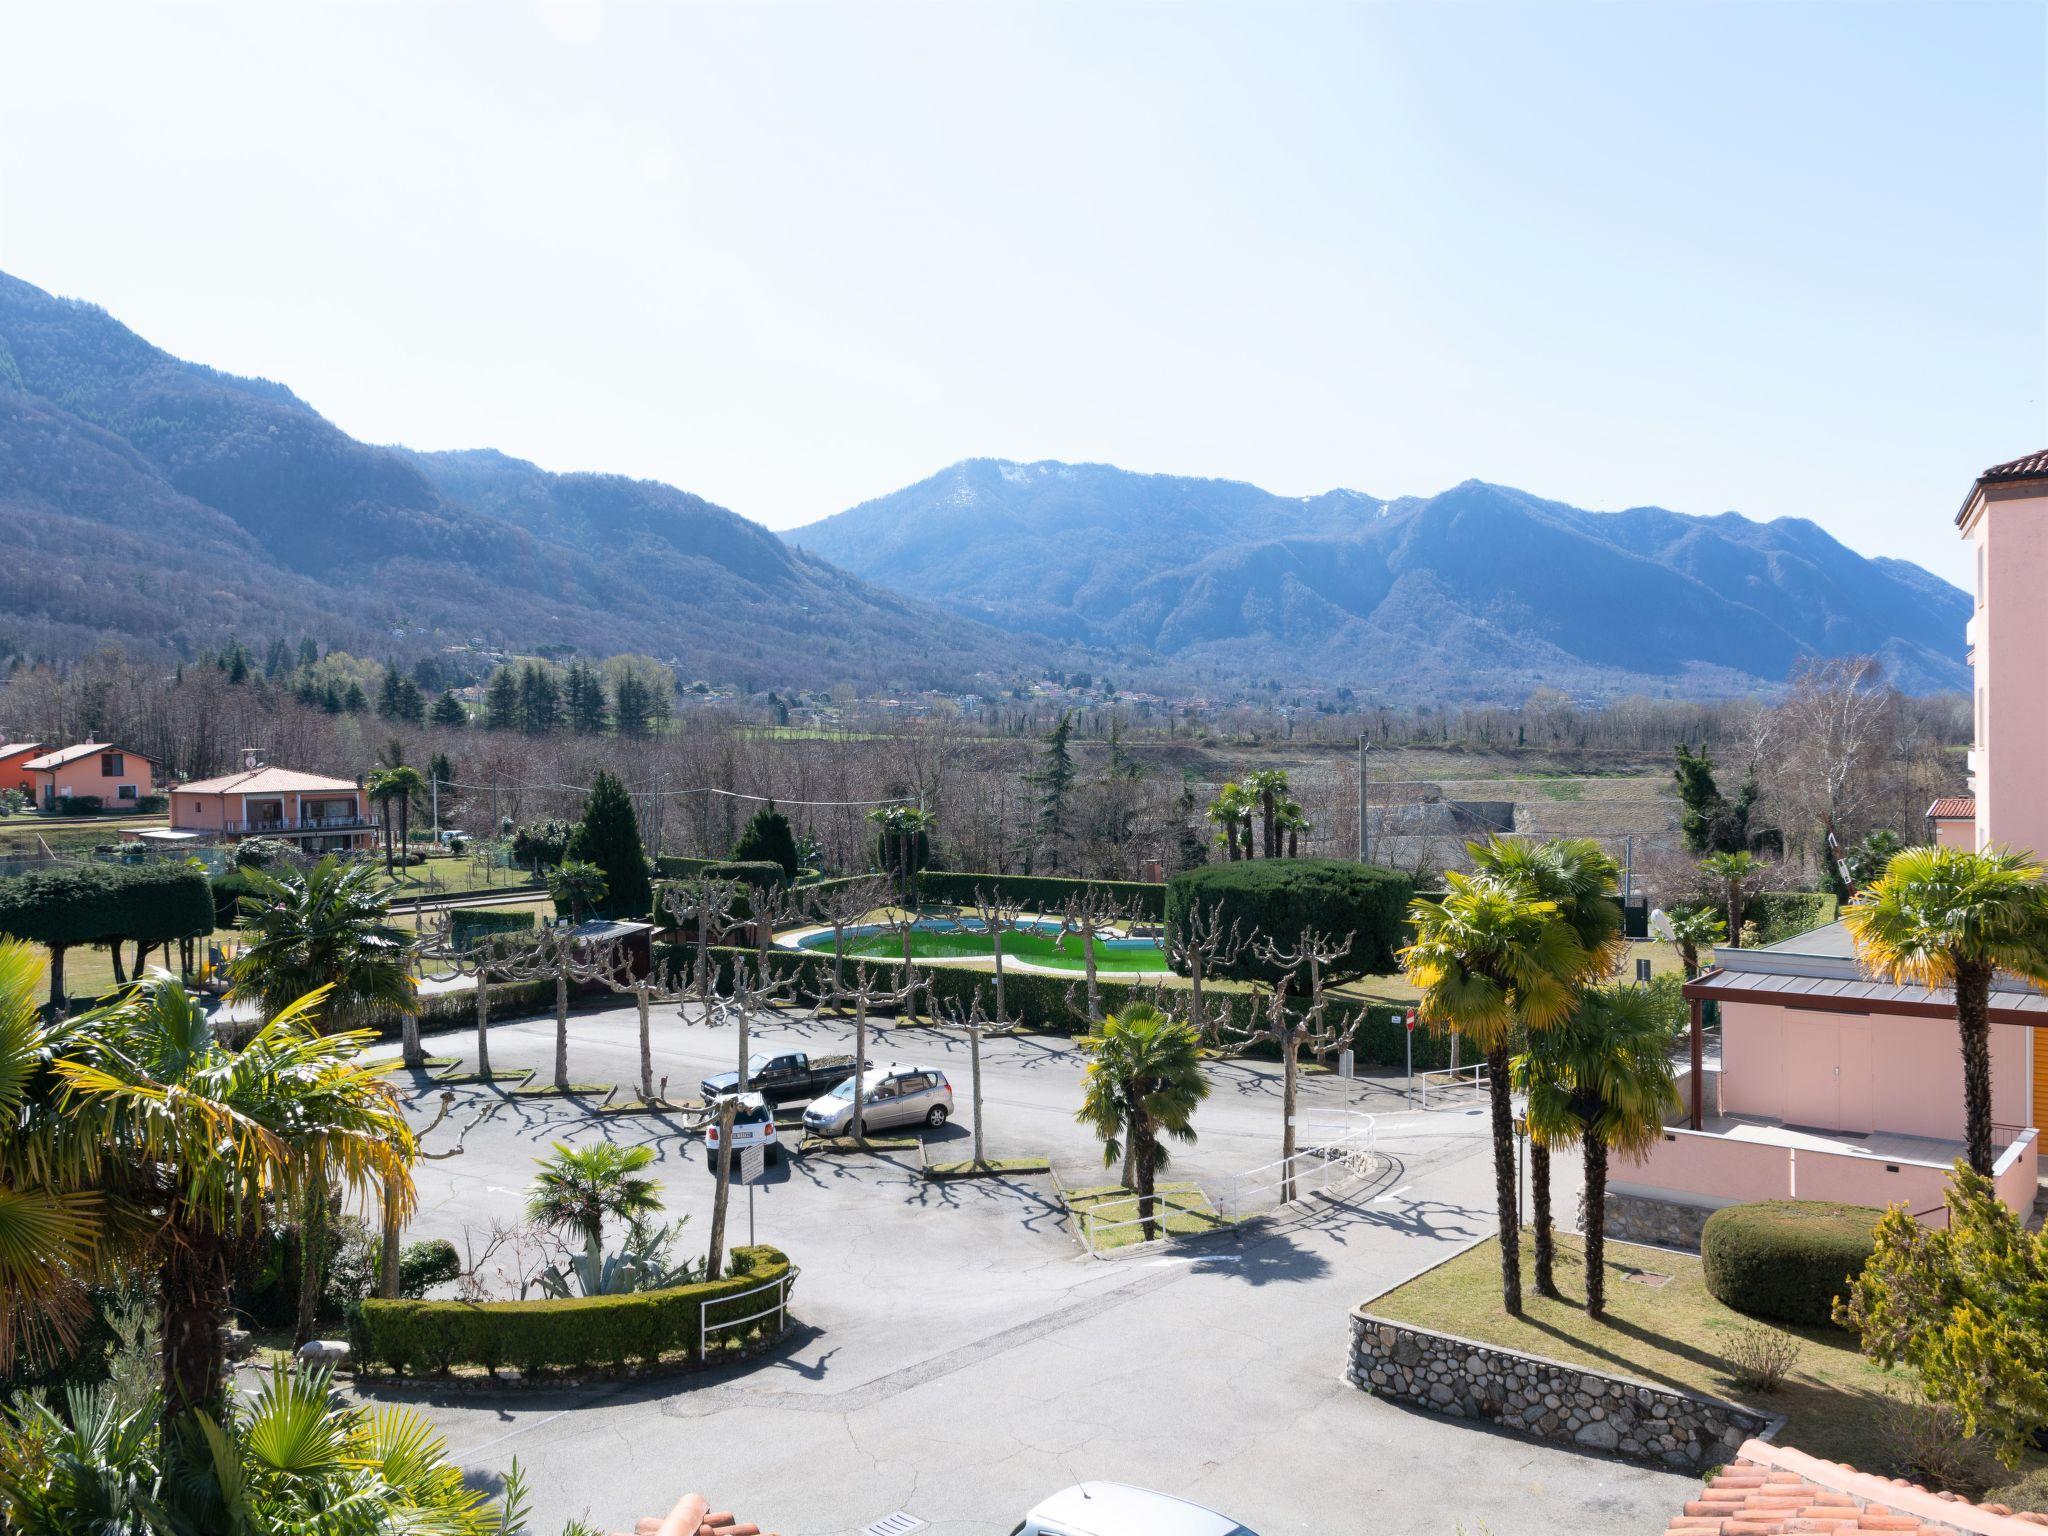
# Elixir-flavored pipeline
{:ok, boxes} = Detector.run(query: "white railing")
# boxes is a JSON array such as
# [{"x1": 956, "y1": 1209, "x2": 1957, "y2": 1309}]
[
  {"x1": 697, "y1": 1265, "x2": 799, "y2": 1358},
  {"x1": 1413, "y1": 1060, "x2": 1488, "y2": 1107},
  {"x1": 1076, "y1": 1191, "x2": 1216, "y2": 1256},
  {"x1": 1218, "y1": 1110, "x2": 1379, "y2": 1216}
]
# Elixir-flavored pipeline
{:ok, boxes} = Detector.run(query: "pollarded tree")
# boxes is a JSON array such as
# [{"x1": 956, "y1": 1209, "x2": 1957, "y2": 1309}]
[
  {"x1": 1846, "y1": 845, "x2": 2048, "y2": 1175},
  {"x1": 1075, "y1": 1003, "x2": 1208, "y2": 1242},
  {"x1": 568, "y1": 771, "x2": 652, "y2": 922}
]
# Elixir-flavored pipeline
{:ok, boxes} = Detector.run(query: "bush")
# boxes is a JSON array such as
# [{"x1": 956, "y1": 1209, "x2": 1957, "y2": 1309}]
[
  {"x1": 914, "y1": 871, "x2": 1166, "y2": 920},
  {"x1": 1744, "y1": 890, "x2": 1838, "y2": 946},
  {"x1": 53, "y1": 795, "x2": 103, "y2": 815},
  {"x1": 1164, "y1": 859, "x2": 1412, "y2": 982},
  {"x1": 134, "y1": 794, "x2": 167, "y2": 814},
  {"x1": 510, "y1": 820, "x2": 573, "y2": 870},
  {"x1": 1724, "y1": 1322, "x2": 1800, "y2": 1393},
  {"x1": 1879, "y1": 1388, "x2": 2005, "y2": 1495},
  {"x1": 449, "y1": 907, "x2": 537, "y2": 951},
  {"x1": 1702, "y1": 1200, "x2": 1880, "y2": 1327},
  {"x1": 399, "y1": 1239, "x2": 462, "y2": 1298},
  {"x1": 0, "y1": 861, "x2": 214, "y2": 953},
  {"x1": 356, "y1": 1244, "x2": 794, "y2": 1376}
]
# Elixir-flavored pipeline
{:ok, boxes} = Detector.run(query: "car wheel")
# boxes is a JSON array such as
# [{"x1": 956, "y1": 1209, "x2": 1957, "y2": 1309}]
[
  {"x1": 766, "y1": 1144, "x2": 782, "y2": 1166},
  {"x1": 705, "y1": 1151, "x2": 717, "y2": 1171},
  {"x1": 926, "y1": 1104, "x2": 950, "y2": 1129}
]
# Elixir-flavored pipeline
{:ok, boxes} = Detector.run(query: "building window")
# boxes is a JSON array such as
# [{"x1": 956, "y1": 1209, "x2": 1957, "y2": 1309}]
[
  {"x1": 117, "y1": 784, "x2": 137, "y2": 801},
  {"x1": 100, "y1": 752, "x2": 125, "y2": 777}
]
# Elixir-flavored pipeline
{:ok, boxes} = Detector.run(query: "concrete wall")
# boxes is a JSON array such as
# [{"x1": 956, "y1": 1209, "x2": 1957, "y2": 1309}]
[
  {"x1": 1347, "y1": 1311, "x2": 1771, "y2": 1469},
  {"x1": 1719, "y1": 1000, "x2": 2028, "y2": 1140}
]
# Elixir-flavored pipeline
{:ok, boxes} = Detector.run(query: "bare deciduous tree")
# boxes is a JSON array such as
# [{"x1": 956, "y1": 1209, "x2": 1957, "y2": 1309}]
[
  {"x1": 380, "y1": 1090, "x2": 502, "y2": 1298},
  {"x1": 1057, "y1": 887, "x2": 1143, "y2": 1023},
  {"x1": 1219, "y1": 928, "x2": 1354, "y2": 1201},
  {"x1": 1163, "y1": 897, "x2": 1249, "y2": 1042},
  {"x1": 818, "y1": 965, "x2": 917, "y2": 1152}
]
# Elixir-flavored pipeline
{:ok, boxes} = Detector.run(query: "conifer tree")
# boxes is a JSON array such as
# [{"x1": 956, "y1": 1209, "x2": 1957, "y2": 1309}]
[
  {"x1": 613, "y1": 672, "x2": 652, "y2": 739},
  {"x1": 567, "y1": 771, "x2": 651, "y2": 921},
  {"x1": 484, "y1": 668, "x2": 521, "y2": 730},
  {"x1": 1029, "y1": 712, "x2": 1077, "y2": 870},
  {"x1": 430, "y1": 690, "x2": 468, "y2": 728},
  {"x1": 731, "y1": 803, "x2": 800, "y2": 877},
  {"x1": 518, "y1": 665, "x2": 562, "y2": 734},
  {"x1": 566, "y1": 663, "x2": 609, "y2": 735}
]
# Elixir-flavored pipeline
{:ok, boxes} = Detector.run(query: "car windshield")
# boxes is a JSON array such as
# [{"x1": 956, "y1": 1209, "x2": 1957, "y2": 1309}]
[
  {"x1": 826, "y1": 1077, "x2": 858, "y2": 1100},
  {"x1": 747, "y1": 1053, "x2": 771, "y2": 1073}
]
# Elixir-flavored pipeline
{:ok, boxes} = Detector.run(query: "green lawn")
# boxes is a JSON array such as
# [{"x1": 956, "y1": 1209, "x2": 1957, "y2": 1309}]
[
  {"x1": 830, "y1": 928, "x2": 1170, "y2": 973},
  {"x1": 1063, "y1": 1182, "x2": 1231, "y2": 1249},
  {"x1": 1371, "y1": 1230, "x2": 1922, "y2": 1470}
]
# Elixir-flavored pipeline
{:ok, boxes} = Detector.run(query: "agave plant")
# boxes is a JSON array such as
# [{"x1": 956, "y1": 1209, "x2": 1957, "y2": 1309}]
[{"x1": 535, "y1": 1216, "x2": 698, "y2": 1298}]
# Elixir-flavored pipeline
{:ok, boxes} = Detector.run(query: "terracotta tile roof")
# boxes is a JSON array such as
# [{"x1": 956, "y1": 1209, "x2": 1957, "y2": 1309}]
[
  {"x1": 1981, "y1": 451, "x2": 2048, "y2": 483},
  {"x1": 1665, "y1": 1439, "x2": 2047, "y2": 1536},
  {"x1": 1927, "y1": 796, "x2": 1977, "y2": 820},
  {"x1": 1960, "y1": 452, "x2": 2048, "y2": 522},
  {"x1": 174, "y1": 766, "x2": 361, "y2": 796},
  {"x1": 21, "y1": 741, "x2": 153, "y2": 770}
]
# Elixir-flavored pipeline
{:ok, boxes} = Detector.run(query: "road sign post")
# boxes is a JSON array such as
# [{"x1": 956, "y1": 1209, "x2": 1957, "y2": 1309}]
[
  {"x1": 1405, "y1": 1010, "x2": 1416, "y2": 1103},
  {"x1": 740, "y1": 1145, "x2": 766, "y2": 1247}
]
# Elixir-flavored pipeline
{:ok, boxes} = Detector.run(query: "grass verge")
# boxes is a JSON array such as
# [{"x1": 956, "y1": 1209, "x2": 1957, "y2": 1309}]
[
  {"x1": 924, "y1": 1158, "x2": 1053, "y2": 1180},
  {"x1": 1063, "y1": 1182, "x2": 1231, "y2": 1250},
  {"x1": 507, "y1": 1082, "x2": 617, "y2": 1102},
  {"x1": 801, "y1": 1134, "x2": 920, "y2": 1154},
  {"x1": 430, "y1": 1067, "x2": 536, "y2": 1088},
  {"x1": 364, "y1": 1054, "x2": 458, "y2": 1075},
  {"x1": 1370, "y1": 1230, "x2": 1910, "y2": 1467}
]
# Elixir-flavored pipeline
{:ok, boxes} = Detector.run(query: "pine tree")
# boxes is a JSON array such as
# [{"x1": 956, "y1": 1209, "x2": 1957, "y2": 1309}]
[
  {"x1": 566, "y1": 663, "x2": 609, "y2": 735},
  {"x1": 567, "y1": 771, "x2": 651, "y2": 922},
  {"x1": 297, "y1": 637, "x2": 320, "y2": 670},
  {"x1": 376, "y1": 668, "x2": 405, "y2": 720},
  {"x1": 263, "y1": 637, "x2": 291, "y2": 679},
  {"x1": 1029, "y1": 712, "x2": 1077, "y2": 870},
  {"x1": 731, "y1": 803, "x2": 800, "y2": 877},
  {"x1": 613, "y1": 672, "x2": 651, "y2": 739},
  {"x1": 430, "y1": 690, "x2": 468, "y2": 728},
  {"x1": 395, "y1": 676, "x2": 427, "y2": 724},
  {"x1": 518, "y1": 665, "x2": 562, "y2": 735},
  {"x1": 341, "y1": 680, "x2": 369, "y2": 714},
  {"x1": 484, "y1": 669, "x2": 521, "y2": 731}
]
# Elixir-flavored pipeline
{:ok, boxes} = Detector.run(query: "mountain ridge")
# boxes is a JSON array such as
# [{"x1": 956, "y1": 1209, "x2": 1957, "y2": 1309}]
[{"x1": 787, "y1": 460, "x2": 1969, "y2": 698}]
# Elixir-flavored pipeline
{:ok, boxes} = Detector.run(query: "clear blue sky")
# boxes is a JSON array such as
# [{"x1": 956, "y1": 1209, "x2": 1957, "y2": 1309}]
[{"x1": 1, "y1": 1, "x2": 2039, "y2": 585}]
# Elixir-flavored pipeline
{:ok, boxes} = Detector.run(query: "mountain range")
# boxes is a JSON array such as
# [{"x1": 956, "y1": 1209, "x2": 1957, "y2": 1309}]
[
  {"x1": 0, "y1": 271, "x2": 1014, "y2": 689},
  {"x1": 788, "y1": 459, "x2": 1970, "y2": 698},
  {"x1": 0, "y1": 270, "x2": 1968, "y2": 701}
]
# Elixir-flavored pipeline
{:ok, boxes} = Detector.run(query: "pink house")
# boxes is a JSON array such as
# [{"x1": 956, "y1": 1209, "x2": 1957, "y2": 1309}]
[
  {"x1": 21, "y1": 742, "x2": 156, "y2": 810},
  {"x1": 1615, "y1": 453, "x2": 2048, "y2": 1245},
  {"x1": 164, "y1": 765, "x2": 379, "y2": 854}
]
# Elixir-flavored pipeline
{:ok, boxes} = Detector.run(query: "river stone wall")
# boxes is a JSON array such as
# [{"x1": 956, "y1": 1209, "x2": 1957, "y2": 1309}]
[
  {"x1": 1604, "y1": 1189, "x2": 1724, "y2": 1251},
  {"x1": 1348, "y1": 1310, "x2": 1771, "y2": 1469}
]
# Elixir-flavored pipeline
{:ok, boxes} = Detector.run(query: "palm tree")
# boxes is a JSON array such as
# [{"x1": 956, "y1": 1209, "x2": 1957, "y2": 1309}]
[
  {"x1": 1517, "y1": 984, "x2": 1680, "y2": 1316},
  {"x1": 230, "y1": 856, "x2": 416, "y2": 1051},
  {"x1": 26, "y1": 978, "x2": 414, "y2": 1412},
  {"x1": 549, "y1": 858, "x2": 609, "y2": 926},
  {"x1": 1699, "y1": 850, "x2": 1764, "y2": 948},
  {"x1": 0, "y1": 1367, "x2": 531, "y2": 1534},
  {"x1": 1660, "y1": 906, "x2": 1725, "y2": 979},
  {"x1": 526, "y1": 1141, "x2": 664, "y2": 1253},
  {"x1": 366, "y1": 767, "x2": 401, "y2": 873},
  {"x1": 1074, "y1": 1003, "x2": 1208, "y2": 1241},
  {"x1": 1244, "y1": 769, "x2": 1289, "y2": 858},
  {"x1": 374, "y1": 764, "x2": 427, "y2": 875},
  {"x1": 1403, "y1": 838, "x2": 1617, "y2": 1316},
  {"x1": 0, "y1": 940, "x2": 101, "y2": 1377},
  {"x1": 1277, "y1": 798, "x2": 1311, "y2": 859},
  {"x1": 1207, "y1": 783, "x2": 1251, "y2": 861},
  {"x1": 1845, "y1": 845, "x2": 2048, "y2": 1175}
]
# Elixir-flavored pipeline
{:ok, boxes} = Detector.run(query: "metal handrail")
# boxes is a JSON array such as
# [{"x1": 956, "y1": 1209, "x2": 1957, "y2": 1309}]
[{"x1": 697, "y1": 1265, "x2": 799, "y2": 1357}]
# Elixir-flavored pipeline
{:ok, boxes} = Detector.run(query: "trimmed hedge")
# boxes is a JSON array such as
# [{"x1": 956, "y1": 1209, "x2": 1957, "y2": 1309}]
[
  {"x1": 0, "y1": 861, "x2": 214, "y2": 950},
  {"x1": 1701, "y1": 1200, "x2": 1881, "y2": 1327},
  {"x1": 1165, "y1": 859, "x2": 1412, "y2": 983},
  {"x1": 449, "y1": 907, "x2": 537, "y2": 950},
  {"x1": 914, "y1": 871, "x2": 1166, "y2": 920},
  {"x1": 687, "y1": 944, "x2": 1453, "y2": 1071},
  {"x1": 654, "y1": 856, "x2": 786, "y2": 888},
  {"x1": 1744, "y1": 890, "x2": 1839, "y2": 946},
  {"x1": 354, "y1": 1244, "x2": 795, "y2": 1376}
]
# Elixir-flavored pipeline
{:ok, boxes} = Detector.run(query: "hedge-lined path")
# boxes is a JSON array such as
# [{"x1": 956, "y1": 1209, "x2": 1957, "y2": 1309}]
[{"x1": 360, "y1": 997, "x2": 1696, "y2": 1534}]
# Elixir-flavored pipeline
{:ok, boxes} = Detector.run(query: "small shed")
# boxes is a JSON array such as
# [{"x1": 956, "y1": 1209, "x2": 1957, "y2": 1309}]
[{"x1": 566, "y1": 918, "x2": 655, "y2": 982}]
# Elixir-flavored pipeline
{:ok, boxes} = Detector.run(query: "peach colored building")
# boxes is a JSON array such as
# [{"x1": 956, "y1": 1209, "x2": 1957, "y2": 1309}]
[
  {"x1": 0, "y1": 742, "x2": 44, "y2": 797},
  {"x1": 1618, "y1": 454, "x2": 2048, "y2": 1244},
  {"x1": 165, "y1": 766, "x2": 379, "y2": 854},
  {"x1": 21, "y1": 742, "x2": 156, "y2": 810}
]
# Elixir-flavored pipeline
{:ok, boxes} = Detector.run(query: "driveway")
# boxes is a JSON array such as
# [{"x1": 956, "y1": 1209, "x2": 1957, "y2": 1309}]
[{"x1": 363, "y1": 999, "x2": 1693, "y2": 1534}]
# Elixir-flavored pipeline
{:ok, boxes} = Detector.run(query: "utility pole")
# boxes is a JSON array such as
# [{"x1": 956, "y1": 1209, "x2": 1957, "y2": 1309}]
[
  {"x1": 1357, "y1": 734, "x2": 1370, "y2": 863},
  {"x1": 430, "y1": 775, "x2": 440, "y2": 844}
]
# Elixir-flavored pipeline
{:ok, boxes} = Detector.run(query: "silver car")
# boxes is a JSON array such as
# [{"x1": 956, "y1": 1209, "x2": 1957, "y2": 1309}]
[{"x1": 803, "y1": 1064, "x2": 953, "y2": 1137}]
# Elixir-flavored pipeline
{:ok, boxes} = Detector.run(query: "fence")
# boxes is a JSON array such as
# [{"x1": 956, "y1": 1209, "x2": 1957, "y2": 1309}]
[
  {"x1": 1216, "y1": 1109, "x2": 1380, "y2": 1217},
  {"x1": 699, "y1": 1265, "x2": 800, "y2": 1358}
]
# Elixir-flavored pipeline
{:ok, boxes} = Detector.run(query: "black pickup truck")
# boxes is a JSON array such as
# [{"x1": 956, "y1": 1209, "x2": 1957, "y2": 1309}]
[{"x1": 700, "y1": 1050, "x2": 860, "y2": 1104}]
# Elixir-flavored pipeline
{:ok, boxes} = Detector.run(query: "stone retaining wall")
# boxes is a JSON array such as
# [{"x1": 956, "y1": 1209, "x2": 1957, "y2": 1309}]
[
  {"x1": 1603, "y1": 1189, "x2": 1724, "y2": 1251},
  {"x1": 1348, "y1": 1310, "x2": 1772, "y2": 1469}
]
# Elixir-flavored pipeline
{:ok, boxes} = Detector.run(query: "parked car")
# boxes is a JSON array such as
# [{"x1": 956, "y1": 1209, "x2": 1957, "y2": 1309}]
[
  {"x1": 700, "y1": 1049, "x2": 858, "y2": 1105},
  {"x1": 702, "y1": 1091, "x2": 781, "y2": 1170},
  {"x1": 1010, "y1": 1484, "x2": 1256, "y2": 1536},
  {"x1": 802, "y1": 1064, "x2": 953, "y2": 1138}
]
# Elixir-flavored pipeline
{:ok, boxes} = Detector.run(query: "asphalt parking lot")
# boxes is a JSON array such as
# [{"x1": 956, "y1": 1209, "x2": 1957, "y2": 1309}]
[{"x1": 359, "y1": 997, "x2": 1695, "y2": 1535}]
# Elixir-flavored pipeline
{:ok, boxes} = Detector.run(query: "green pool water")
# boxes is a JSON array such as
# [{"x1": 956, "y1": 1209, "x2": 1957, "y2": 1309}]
[{"x1": 802, "y1": 920, "x2": 1169, "y2": 973}]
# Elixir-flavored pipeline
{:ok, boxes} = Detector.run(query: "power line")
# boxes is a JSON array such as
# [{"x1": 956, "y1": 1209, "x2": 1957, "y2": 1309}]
[{"x1": 435, "y1": 778, "x2": 913, "y2": 810}]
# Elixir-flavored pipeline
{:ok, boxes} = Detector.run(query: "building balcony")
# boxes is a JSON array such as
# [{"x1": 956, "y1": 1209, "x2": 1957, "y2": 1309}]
[{"x1": 206, "y1": 816, "x2": 382, "y2": 836}]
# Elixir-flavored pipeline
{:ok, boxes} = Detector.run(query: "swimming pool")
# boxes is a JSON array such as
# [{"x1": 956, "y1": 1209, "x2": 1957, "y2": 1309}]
[{"x1": 788, "y1": 915, "x2": 1170, "y2": 973}]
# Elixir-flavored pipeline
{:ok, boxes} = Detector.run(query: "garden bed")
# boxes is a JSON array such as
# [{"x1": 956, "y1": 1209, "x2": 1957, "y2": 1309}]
[
  {"x1": 924, "y1": 1157, "x2": 1053, "y2": 1180},
  {"x1": 1062, "y1": 1182, "x2": 1231, "y2": 1251},
  {"x1": 1369, "y1": 1231, "x2": 1904, "y2": 1467}
]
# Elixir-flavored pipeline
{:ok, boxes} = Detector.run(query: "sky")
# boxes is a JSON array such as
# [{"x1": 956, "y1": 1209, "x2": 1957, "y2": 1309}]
[{"x1": 0, "y1": 1, "x2": 2040, "y2": 586}]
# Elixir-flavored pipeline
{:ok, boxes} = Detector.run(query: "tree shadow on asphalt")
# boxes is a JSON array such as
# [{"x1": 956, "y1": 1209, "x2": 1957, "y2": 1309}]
[{"x1": 901, "y1": 1166, "x2": 1067, "y2": 1235}]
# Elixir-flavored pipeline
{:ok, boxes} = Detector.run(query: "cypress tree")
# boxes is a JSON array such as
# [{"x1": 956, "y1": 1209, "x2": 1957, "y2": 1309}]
[
  {"x1": 730, "y1": 803, "x2": 800, "y2": 877},
  {"x1": 567, "y1": 771, "x2": 651, "y2": 921}
]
